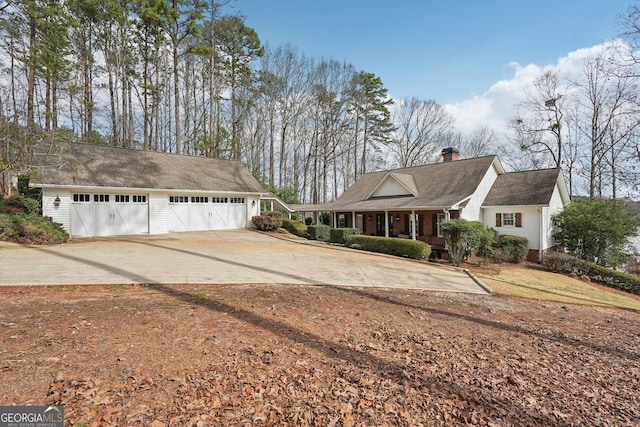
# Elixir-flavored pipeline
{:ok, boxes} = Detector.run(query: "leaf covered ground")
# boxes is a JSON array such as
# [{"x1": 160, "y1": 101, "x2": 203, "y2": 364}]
[{"x1": 1, "y1": 283, "x2": 638, "y2": 426}]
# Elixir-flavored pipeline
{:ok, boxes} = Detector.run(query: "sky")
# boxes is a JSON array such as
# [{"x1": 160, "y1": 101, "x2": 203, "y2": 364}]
[{"x1": 232, "y1": 0, "x2": 628, "y2": 133}]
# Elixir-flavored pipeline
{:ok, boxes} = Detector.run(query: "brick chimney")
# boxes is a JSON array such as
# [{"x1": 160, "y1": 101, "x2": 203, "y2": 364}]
[{"x1": 441, "y1": 147, "x2": 460, "y2": 162}]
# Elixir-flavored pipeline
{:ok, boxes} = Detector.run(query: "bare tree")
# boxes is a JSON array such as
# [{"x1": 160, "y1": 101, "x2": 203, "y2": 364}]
[{"x1": 388, "y1": 97, "x2": 452, "y2": 168}]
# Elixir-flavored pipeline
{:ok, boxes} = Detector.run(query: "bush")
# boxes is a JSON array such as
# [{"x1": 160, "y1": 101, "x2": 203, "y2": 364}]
[
  {"x1": 281, "y1": 218, "x2": 308, "y2": 238},
  {"x1": 0, "y1": 213, "x2": 68, "y2": 244},
  {"x1": 261, "y1": 211, "x2": 283, "y2": 219},
  {"x1": 0, "y1": 195, "x2": 40, "y2": 215},
  {"x1": 251, "y1": 215, "x2": 282, "y2": 231},
  {"x1": 543, "y1": 252, "x2": 640, "y2": 296},
  {"x1": 345, "y1": 235, "x2": 431, "y2": 260},
  {"x1": 329, "y1": 228, "x2": 360, "y2": 244},
  {"x1": 440, "y1": 219, "x2": 488, "y2": 266},
  {"x1": 492, "y1": 234, "x2": 529, "y2": 264},
  {"x1": 308, "y1": 224, "x2": 330, "y2": 241},
  {"x1": 304, "y1": 217, "x2": 313, "y2": 226}
]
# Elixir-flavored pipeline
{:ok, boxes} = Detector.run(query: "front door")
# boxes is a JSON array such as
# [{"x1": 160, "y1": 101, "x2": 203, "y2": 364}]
[{"x1": 376, "y1": 214, "x2": 385, "y2": 236}]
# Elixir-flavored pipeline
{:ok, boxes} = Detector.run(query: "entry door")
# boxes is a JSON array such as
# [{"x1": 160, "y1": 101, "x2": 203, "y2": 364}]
[{"x1": 376, "y1": 214, "x2": 385, "y2": 236}]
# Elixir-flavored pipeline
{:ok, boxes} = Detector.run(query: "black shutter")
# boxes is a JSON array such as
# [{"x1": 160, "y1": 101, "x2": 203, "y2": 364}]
[{"x1": 496, "y1": 213, "x2": 502, "y2": 227}]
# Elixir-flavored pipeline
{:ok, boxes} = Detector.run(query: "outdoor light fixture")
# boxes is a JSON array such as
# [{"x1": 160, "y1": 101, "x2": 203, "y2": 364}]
[
  {"x1": 252, "y1": 200, "x2": 256, "y2": 206},
  {"x1": 53, "y1": 196, "x2": 61, "y2": 207},
  {"x1": 395, "y1": 215, "x2": 400, "y2": 220},
  {"x1": 368, "y1": 215, "x2": 372, "y2": 220}
]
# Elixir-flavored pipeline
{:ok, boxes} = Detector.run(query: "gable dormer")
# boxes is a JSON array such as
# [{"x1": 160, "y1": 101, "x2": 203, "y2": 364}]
[{"x1": 367, "y1": 172, "x2": 418, "y2": 199}]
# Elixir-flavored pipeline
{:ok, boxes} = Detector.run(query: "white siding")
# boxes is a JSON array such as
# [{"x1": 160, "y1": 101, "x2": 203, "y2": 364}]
[
  {"x1": 541, "y1": 184, "x2": 566, "y2": 250},
  {"x1": 371, "y1": 177, "x2": 412, "y2": 197},
  {"x1": 482, "y1": 206, "x2": 541, "y2": 250},
  {"x1": 461, "y1": 162, "x2": 499, "y2": 221},
  {"x1": 149, "y1": 192, "x2": 168, "y2": 234},
  {"x1": 42, "y1": 189, "x2": 71, "y2": 232}
]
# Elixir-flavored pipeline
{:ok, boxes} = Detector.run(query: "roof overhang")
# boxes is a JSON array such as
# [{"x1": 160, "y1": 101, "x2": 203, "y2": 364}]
[{"x1": 33, "y1": 183, "x2": 267, "y2": 196}]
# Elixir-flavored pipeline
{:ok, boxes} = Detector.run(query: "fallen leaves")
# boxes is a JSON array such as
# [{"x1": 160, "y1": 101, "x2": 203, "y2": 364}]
[{"x1": 1, "y1": 284, "x2": 639, "y2": 425}]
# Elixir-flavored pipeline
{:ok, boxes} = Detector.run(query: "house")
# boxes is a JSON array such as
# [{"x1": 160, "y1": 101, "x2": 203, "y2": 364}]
[
  {"x1": 30, "y1": 143, "x2": 267, "y2": 237},
  {"x1": 296, "y1": 148, "x2": 570, "y2": 261}
]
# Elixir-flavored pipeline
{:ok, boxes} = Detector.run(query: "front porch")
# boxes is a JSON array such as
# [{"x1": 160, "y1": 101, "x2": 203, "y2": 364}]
[{"x1": 331, "y1": 210, "x2": 460, "y2": 256}]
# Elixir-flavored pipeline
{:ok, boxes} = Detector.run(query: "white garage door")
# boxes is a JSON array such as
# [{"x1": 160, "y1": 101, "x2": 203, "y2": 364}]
[
  {"x1": 70, "y1": 193, "x2": 149, "y2": 237},
  {"x1": 168, "y1": 195, "x2": 247, "y2": 232}
]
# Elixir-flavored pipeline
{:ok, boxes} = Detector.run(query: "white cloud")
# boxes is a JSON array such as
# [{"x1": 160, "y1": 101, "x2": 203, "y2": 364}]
[{"x1": 444, "y1": 40, "x2": 626, "y2": 136}]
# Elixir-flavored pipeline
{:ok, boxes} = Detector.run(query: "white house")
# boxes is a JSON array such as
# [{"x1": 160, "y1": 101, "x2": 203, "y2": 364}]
[
  {"x1": 30, "y1": 143, "x2": 267, "y2": 237},
  {"x1": 296, "y1": 148, "x2": 571, "y2": 261}
]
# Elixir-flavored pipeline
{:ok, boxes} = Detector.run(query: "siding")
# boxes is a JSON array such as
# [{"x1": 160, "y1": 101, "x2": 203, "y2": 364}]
[
  {"x1": 149, "y1": 192, "x2": 168, "y2": 234},
  {"x1": 541, "y1": 184, "x2": 565, "y2": 250},
  {"x1": 461, "y1": 161, "x2": 499, "y2": 221},
  {"x1": 482, "y1": 206, "x2": 540, "y2": 250},
  {"x1": 42, "y1": 189, "x2": 71, "y2": 232}
]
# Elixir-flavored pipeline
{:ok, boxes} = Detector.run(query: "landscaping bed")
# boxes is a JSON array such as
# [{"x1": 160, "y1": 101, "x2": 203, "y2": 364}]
[{"x1": 1, "y1": 283, "x2": 638, "y2": 425}]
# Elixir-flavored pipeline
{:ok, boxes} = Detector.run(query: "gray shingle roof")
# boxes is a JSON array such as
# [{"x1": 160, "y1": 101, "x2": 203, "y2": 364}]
[
  {"x1": 482, "y1": 168, "x2": 561, "y2": 206},
  {"x1": 318, "y1": 156, "x2": 500, "y2": 211},
  {"x1": 31, "y1": 143, "x2": 266, "y2": 193}
]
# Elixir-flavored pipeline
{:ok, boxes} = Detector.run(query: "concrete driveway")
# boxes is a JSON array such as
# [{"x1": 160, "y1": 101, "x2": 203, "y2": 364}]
[{"x1": 0, "y1": 230, "x2": 488, "y2": 293}]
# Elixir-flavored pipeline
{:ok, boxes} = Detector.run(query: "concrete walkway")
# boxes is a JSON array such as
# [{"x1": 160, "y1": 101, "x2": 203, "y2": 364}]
[{"x1": 0, "y1": 230, "x2": 488, "y2": 293}]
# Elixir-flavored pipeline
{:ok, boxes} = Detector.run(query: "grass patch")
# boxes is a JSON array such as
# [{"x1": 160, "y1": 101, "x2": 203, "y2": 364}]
[{"x1": 477, "y1": 265, "x2": 640, "y2": 311}]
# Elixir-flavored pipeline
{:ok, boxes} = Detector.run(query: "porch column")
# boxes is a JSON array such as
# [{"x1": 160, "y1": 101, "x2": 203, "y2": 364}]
[
  {"x1": 270, "y1": 200, "x2": 274, "y2": 211},
  {"x1": 332, "y1": 212, "x2": 337, "y2": 228},
  {"x1": 411, "y1": 210, "x2": 416, "y2": 240},
  {"x1": 352, "y1": 211, "x2": 356, "y2": 229},
  {"x1": 384, "y1": 210, "x2": 389, "y2": 238}
]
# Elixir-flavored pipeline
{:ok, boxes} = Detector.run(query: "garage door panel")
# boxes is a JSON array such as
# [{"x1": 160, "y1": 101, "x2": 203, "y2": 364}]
[
  {"x1": 70, "y1": 204, "x2": 93, "y2": 237},
  {"x1": 168, "y1": 203, "x2": 189, "y2": 232}
]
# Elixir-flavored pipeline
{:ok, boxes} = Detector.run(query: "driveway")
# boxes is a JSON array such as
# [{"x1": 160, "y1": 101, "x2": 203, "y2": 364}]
[{"x1": 0, "y1": 230, "x2": 488, "y2": 293}]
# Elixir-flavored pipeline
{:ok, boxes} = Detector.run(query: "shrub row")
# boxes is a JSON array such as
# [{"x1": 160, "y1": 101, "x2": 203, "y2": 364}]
[
  {"x1": 281, "y1": 218, "x2": 308, "y2": 238},
  {"x1": 329, "y1": 228, "x2": 360, "y2": 244},
  {"x1": 251, "y1": 215, "x2": 282, "y2": 231},
  {"x1": 345, "y1": 235, "x2": 431, "y2": 260},
  {"x1": 308, "y1": 224, "x2": 330, "y2": 241},
  {"x1": 542, "y1": 251, "x2": 640, "y2": 296},
  {"x1": 0, "y1": 213, "x2": 68, "y2": 244}
]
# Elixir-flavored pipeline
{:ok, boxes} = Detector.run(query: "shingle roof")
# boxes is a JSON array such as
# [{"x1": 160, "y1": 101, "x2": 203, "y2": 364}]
[
  {"x1": 319, "y1": 156, "x2": 500, "y2": 211},
  {"x1": 482, "y1": 168, "x2": 561, "y2": 206},
  {"x1": 31, "y1": 143, "x2": 266, "y2": 193}
]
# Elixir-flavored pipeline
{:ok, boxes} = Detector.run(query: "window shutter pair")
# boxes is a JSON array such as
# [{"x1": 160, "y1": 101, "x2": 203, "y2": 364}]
[{"x1": 495, "y1": 213, "x2": 522, "y2": 227}]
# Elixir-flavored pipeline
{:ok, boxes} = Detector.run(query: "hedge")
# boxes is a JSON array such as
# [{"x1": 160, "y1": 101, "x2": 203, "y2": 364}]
[
  {"x1": 308, "y1": 224, "x2": 330, "y2": 241},
  {"x1": 281, "y1": 218, "x2": 308, "y2": 238},
  {"x1": 542, "y1": 252, "x2": 640, "y2": 296},
  {"x1": 251, "y1": 215, "x2": 282, "y2": 231},
  {"x1": 329, "y1": 228, "x2": 360, "y2": 244},
  {"x1": 493, "y1": 234, "x2": 529, "y2": 264},
  {"x1": 345, "y1": 235, "x2": 431, "y2": 260},
  {"x1": 0, "y1": 195, "x2": 40, "y2": 215}
]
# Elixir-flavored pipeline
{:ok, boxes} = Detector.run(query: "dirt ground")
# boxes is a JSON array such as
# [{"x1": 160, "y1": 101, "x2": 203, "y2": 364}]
[{"x1": 1, "y1": 283, "x2": 638, "y2": 426}]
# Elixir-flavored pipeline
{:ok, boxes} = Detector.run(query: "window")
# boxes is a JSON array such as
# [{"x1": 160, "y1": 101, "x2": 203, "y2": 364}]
[
  {"x1": 169, "y1": 196, "x2": 189, "y2": 203},
  {"x1": 115, "y1": 195, "x2": 130, "y2": 203},
  {"x1": 338, "y1": 214, "x2": 346, "y2": 228},
  {"x1": 496, "y1": 213, "x2": 522, "y2": 228},
  {"x1": 191, "y1": 196, "x2": 208, "y2": 203},
  {"x1": 436, "y1": 213, "x2": 447, "y2": 237},
  {"x1": 132, "y1": 195, "x2": 147, "y2": 203},
  {"x1": 93, "y1": 194, "x2": 109, "y2": 203},
  {"x1": 230, "y1": 197, "x2": 245, "y2": 204},
  {"x1": 73, "y1": 193, "x2": 90, "y2": 203},
  {"x1": 212, "y1": 197, "x2": 228, "y2": 203}
]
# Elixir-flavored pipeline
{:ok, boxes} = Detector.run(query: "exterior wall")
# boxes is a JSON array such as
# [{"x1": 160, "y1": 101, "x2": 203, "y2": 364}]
[
  {"x1": 460, "y1": 162, "x2": 499, "y2": 221},
  {"x1": 149, "y1": 192, "x2": 168, "y2": 234},
  {"x1": 42, "y1": 188, "x2": 72, "y2": 233},
  {"x1": 482, "y1": 206, "x2": 541, "y2": 250},
  {"x1": 541, "y1": 185, "x2": 566, "y2": 250},
  {"x1": 371, "y1": 177, "x2": 411, "y2": 197},
  {"x1": 246, "y1": 196, "x2": 260, "y2": 227}
]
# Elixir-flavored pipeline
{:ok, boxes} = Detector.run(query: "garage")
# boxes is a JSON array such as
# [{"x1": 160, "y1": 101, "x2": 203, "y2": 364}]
[
  {"x1": 69, "y1": 193, "x2": 149, "y2": 237},
  {"x1": 168, "y1": 195, "x2": 247, "y2": 232},
  {"x1": 33, "y1": 143, "x2": 265, "y2": 237}
]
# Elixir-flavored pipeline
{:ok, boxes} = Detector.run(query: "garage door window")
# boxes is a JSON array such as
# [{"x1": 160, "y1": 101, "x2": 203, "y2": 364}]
[
  {"x1": 73, "y1": 193, "x2": 90, "y2": 203},
  {"x1": 230, "y1": 197, "x2": 245, "y2": 204},
  {"x1": 212, "y1": 197, "x2": 228, "y2": 203},
  {"x1": 169, "y1": 196, "x2": 189, "y2": 203},
  {"x1": 94, "y1": 194, "x2": 109, "y2": 202},
  {"x1": 132, "y1": 195, "x2": 146, "y2": 203},
  {"x1": 115, "y1": 195, "x2": 130, "y2": 203},
  {"x1": 191, "y1": 196, "x2": 209, "y2": 203}
]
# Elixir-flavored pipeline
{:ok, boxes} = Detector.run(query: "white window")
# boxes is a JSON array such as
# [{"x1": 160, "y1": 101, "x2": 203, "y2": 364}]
[
  {"x1": 73, "y1": 193, "x2": 90, "y2": 203},
  {"x1": 436, "y1": 213, "x2": 447, "y2": 237},
  {"x1": 502, "y1": 213, "x2": 515, "y2": 227}
]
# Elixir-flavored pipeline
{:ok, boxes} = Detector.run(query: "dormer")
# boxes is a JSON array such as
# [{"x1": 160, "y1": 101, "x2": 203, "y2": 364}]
[{"x1": 367, "y1": 172, "x2": 418, "y2": 199}]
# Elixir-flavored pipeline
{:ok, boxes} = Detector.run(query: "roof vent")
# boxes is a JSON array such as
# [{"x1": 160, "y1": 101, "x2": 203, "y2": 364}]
[{"x1": 441, "y1": 147, "x2": 460, "y2": 162}]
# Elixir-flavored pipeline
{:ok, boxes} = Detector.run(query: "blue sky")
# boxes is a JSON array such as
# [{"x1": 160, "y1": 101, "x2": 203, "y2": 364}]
[{"x1": 233, "y1": 1, "x2": 625, "y2": 104}]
